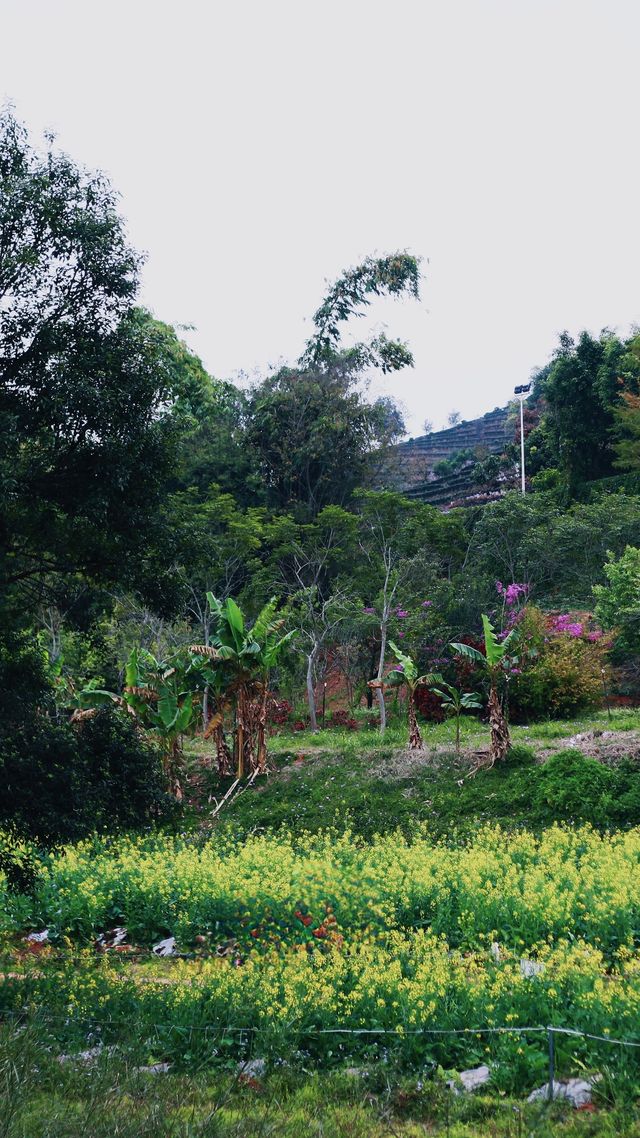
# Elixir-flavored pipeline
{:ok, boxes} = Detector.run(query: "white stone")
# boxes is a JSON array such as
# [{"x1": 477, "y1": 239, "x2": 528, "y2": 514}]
[
  {"x1": 527, "y1": 1077, "x2": 596, "y2": 1107},
  {"x1": 25, "y1": 929, "x2": 49, "y2": 943},
  {"x1": 520, "y1": 958, "x2": 545, "y2": 978},
  {"x1": 153, "y1": 935, "x2": 177, "y2": 957},
  {"x1": 238, "y1": 1058, "x2": 266, "y2": 1078},
  {"x1": 136, "y1": 1062, "x2": 171, "y2": 1075},
  {"x1": 95, "y1": 926, "x2": 128, "y2": 950},
  {"x1": 447, "y1": 1064, "x2": 491, "y2": 1093}
]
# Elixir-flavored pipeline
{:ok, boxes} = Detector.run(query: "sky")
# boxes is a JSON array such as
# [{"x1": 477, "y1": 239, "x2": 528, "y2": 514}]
[{"x1": 2, "y1": 0, "x2": 639, "y2": 437}]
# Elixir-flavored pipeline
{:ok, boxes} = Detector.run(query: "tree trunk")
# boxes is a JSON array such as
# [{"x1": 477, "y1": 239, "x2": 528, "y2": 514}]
[
  {"x1": 306, "y1": 649, "x2": 318, "y2": 732},
  {"x1": 201, "y1": 617, "x2": 211, "y2": 732},
  {"x1": 488, "y1": 684, "x2": 510, "y2": 761},
  {"x1": 408, "y1": 689, "x2": 423, "y2": 749},
  {"x1": 214, "y1": 724, "x2": 232, "y2": 777},
  {"x1": 376, "y1": 617, "x2": 388, "y2": 735},
  {"x1": 236, "y1": 688, "x2": 247, "y2": 778},
  {"x1": 256, "y1": 682, "x2": 268, "y2": 773}
]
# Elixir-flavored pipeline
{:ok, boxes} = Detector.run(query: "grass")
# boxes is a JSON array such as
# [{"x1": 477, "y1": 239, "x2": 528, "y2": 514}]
[
  {"x1": 193, "y1": 708, "x2": 640, "y2": 841},
  {"x1": 2, "y1": 1023, "x2": 639, "y2": 1137}
]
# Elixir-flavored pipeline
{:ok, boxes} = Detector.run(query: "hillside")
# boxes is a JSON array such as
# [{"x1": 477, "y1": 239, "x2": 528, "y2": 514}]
[{"x1": 383, "y1": 405, "x2": 515, "y2": 507}]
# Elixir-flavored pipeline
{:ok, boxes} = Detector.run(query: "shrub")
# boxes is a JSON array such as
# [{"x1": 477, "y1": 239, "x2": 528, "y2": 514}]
[
  {"x1": 0, "y1": 708, "x2": 177, "y2": 844},
  {"x1": 508, "y1": 606, "x2": 606, "y2": 721},
  {"x1": 0, "y1": 829, "x2": 41, "y2": 894},
  {"x1": 328, "y1": 709, "x2": 358, "y2": 730},
  {"x1": 530, "y1": 750, "x2": 640, "y2": 828},
  {"x1": 267, "y1": 697, "x2": 293, "y2": 726},
  {"x1": 593, "y1": 545, "x2": 640, "y2": 658},
  {"x1": 414, "y1": 686, "x2": 445, "y2": 722}
]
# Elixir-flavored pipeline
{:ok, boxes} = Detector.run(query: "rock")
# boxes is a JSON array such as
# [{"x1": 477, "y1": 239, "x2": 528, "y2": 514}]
[
  {"x1": 237, "y1": 1058, "x2": 266, "y2": 1079},
  {"x1": 344, "y1": 1067, "x2": 367, "y2": 1078},
  {"x1": 527, "y1": 1077, "x2": 597, "y2": 1107},
  {"x1": 153, "y1": 935, "x2": 177, "y2": 957},
  {"x1": 58, "y1": 1045, "x2": 117, "y2": 1065},
  {"x1": 95, "y1": 926, "x2": 128, "y2": 951},
  {"x1": 136, "y1": 1062, "x2": 171, "y2": 1075},
  {"x1": 447, "y1": 1064, "x2": 491, "y2": 1093},
  {"x1": 520, "y1": 958, "x2": 545, "y2": 978},
  {"x1": 490, "y1": 942, "x2": 501, "y2": 962},
  {"x1": 25, "y1": 929, "x2": 49, "y2": 944}
]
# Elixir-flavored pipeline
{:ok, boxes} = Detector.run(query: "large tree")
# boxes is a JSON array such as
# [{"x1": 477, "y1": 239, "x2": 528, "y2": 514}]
[
  {"x1": 0, "y1": 112, "x2": 210, "y2": 618},
  {"x1": 244, "y1": 254, "x2": 421, "y2": 517}
]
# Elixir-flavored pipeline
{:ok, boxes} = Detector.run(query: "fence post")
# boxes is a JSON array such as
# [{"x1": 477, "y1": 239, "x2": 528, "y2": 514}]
[{"x1": 547, "y1": 1027, "x2": 555, "y2": 1103}]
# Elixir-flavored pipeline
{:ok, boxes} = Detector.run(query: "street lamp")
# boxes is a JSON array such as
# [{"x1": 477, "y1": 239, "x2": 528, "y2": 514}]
[{"x1": 514, "y1": 383, "x2": 531, "y2": 494}]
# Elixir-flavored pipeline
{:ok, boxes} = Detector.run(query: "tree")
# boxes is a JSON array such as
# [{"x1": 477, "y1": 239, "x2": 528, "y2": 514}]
[
  {"x1": 451, "y1": 615, "x2": 518, "y2": 765},
  {"x1": 354, "y1": 490, "x2": 431, "y2": 734},
  {"x1": 301, "y1": 252, "x2": 421, "y2": 369},
  {"x1": 270, "y1": 506, "x2": 357, "y2": 730},
  {"x1": 538, "y1": 330, "x2": 626, "y2": 493},
  {"x1": 245, "y1": 253, "x2": 421, "y2": 518},
  {"x1": 379, "y1": 641, "x2": 440, "y2": 750},
  {"x1": 593, "y1": 546, "x2": 640, "y2": 656},
  {"x1": 447, "y1": 410, "x2": 461, "y2": 428},
  {"x1": 422, "y1": 418, "x2": 434, "y2": 435},
  {"x1": 191, "y1": 595, "x2": 292, "y2": 776},
  {"x1": 76, "y1": 645, "x2": 201, "y2": 797},
  {"x1": 0, "y1": 112, "x2": 211, "y2": 619}
]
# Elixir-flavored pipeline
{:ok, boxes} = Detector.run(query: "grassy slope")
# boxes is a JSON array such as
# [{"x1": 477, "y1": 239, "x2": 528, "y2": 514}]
[{"x1": 206, "y1": 709, "x2": 640, "y2": 840}]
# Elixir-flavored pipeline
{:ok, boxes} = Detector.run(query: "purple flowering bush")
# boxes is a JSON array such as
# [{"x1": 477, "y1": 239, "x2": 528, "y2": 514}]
[{"x1": 508, "y1": 606, "x2": 609, "y2": 721}]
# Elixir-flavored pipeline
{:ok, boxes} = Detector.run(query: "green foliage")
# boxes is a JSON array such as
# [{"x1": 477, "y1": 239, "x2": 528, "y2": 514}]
[
  {"x1": 0, "y1": 829, "x2": 41, "y2": 895},
  {"x1": 0, "y1": 708, "x2": 176, "y2": 843},
  {"x1": 451, "y1": 614, "x2": 517, "y2": 674},
  {"x1": 0, "y1": 112, "x2": 211, "y2": 619},
  {"x1": 465, "y1": 491, "x2": 640, "y2": 607},
  {"x1": 535, "y1": 331, "x2": 626, "y2": 493},
  {"x1": 429, "y1": 681, "x2": 482, "y2": 751},
  {"x1": 594, "y1": 546, "x2": 640, "y2": 657},
  {"x1": 301, "y1": 252, "x2": 421, "y2": 369},
  {"x1": 245, "y1": 364, "x2": 405, "y2": 516},
  {"x1": 508, "y1": 607, "x2": 606, "y2": 721},
  {"x1": 530, "y1": 750, "x2": 640, "y2": 828}
]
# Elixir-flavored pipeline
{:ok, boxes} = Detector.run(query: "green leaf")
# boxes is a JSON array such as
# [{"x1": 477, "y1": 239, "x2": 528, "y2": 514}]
[
  {"x1": 157, "y1": 692, "x2": 178, "y2": 730},
  {"x1": 124, "y1": 647, "x2": 140, "y2": 690},
  {"x1": 388, "y1": 641, "x2": 418, "y2": 683},
  {"x1": 450, "y1": 642, "x2": 485, "y2": 666},
  {"x1": 224, "y1": 597, "x2": 246, "y2": 651}
]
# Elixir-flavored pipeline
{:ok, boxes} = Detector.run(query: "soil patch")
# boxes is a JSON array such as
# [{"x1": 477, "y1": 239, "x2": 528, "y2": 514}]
[{"x1": 537, "y1": 728, "x2": 640, "y2": 766}]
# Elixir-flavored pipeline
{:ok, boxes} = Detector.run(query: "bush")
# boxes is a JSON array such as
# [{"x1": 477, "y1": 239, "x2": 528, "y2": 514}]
[
  {"x1": 0, "y1": 708, "x2": 177, "y2": 844},
  {"x1": 328, "y1": 709, "x2": 358, "y2": 730},
  {"x1": 531, "y1": 750, "x2": 640, "y2": 828},
  {"x1": 0, "y1": 829, "x2": 41, "y2": 894},
  {"x1": 508, "y1": 606, "x2": 605, "y2": 721},
  {"x1": 414, "y1": 686, "x2": 445, "y2": 722},
  {"x1": 267, "y1": 697, "x2": 293, "y2": 726}
]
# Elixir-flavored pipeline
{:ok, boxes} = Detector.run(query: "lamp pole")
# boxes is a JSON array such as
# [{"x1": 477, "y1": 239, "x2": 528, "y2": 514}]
[{"x1": 514, "y1": 383, "x2": 531, "y2": 495}]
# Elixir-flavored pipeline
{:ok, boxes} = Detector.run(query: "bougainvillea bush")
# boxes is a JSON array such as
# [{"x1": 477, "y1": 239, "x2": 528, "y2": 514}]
[{"x1": 508, "y1": 606, "x2": 608, "y2": 721}]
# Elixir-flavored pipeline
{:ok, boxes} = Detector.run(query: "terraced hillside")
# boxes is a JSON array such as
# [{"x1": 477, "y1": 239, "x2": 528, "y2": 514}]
[{"x1": 383, "y1": 406, "x2": 516, "y2": 507}]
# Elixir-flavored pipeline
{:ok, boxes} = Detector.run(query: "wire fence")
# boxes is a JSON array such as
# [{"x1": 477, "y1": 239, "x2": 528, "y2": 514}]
[{"x1": 3, "y1": 1004, "x2": 640, "y2": 1102}]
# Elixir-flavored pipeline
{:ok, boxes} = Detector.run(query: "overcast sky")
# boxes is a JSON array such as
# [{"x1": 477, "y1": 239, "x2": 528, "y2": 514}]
[{"x1": 2, "y1": 0, "x2": 639, "y2": 436}]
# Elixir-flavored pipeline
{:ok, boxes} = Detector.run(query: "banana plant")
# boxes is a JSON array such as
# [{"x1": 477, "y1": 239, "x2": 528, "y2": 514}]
[
  {"x1": 450, "y1": 614, "x2": 518, "y2": 764},
  {"x1": 190, "y1": 594, "x2": 293, "y2": 778},
  {"x1": 376, "y1": 641, "x2": 442, "y2": 750},
  {"x1": 75, "y1": 647, "x2": 199, "y2": 798},
  {"x1": 429, "y1": 680, "x2": 482, "y2": 753}
]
